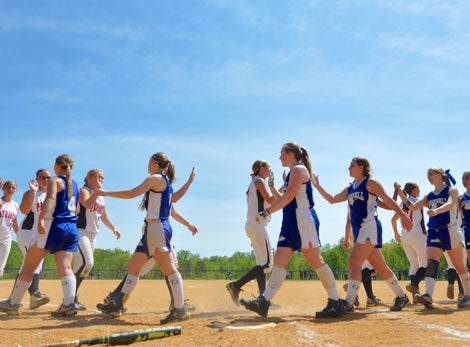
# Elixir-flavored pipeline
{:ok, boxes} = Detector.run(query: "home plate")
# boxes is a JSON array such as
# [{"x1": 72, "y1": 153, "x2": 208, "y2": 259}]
[{"x1": 211, "y1": 320, "x2": 277, "y2": 330}]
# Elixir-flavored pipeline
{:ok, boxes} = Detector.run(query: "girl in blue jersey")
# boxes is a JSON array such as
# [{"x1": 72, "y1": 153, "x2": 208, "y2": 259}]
[
  {"x1": 95, "y1": 152, "x2": 198, "y2": 324},
  {"x1": 459, "y1": 171, "x2": 470, "y2": 263},
  {"x1": 396, "y1": 167, "x2": 470, "y2": 309},
  {"x1": 314, "y1": 157, "x2": 413, "y2": 312},
  {"x1": 240, "y1": 142, "x2": 345, "y2": 318},
  {"x1": 0, "y1": 154, "x2": 80, "y2": 317}
]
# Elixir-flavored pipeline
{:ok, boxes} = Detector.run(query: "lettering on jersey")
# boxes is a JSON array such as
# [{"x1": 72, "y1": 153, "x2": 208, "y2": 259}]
[
  {"x1": 428, "y1": 198, "x2": 447, "y2": 209},
  {"x1": 90, "y1": 202, "x2": 105, "y2": 215},
  {"x1": 348, "y1": 191, "x2": 364, "y2": 205},
  {"x1": 0, "y1": 210, "x2": 16, "y2": 219},
  {"x1": 462, "y1": 200, "x2": 470, "y2": 211},
  {"x1": 35, "y1": 201, "x2": 43, "y2": 212}
]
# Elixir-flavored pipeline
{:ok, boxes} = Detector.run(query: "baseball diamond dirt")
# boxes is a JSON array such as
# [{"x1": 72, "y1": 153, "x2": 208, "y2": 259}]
[{"x1": 1, "y1": 279, "x2": 470, "y2": 347}]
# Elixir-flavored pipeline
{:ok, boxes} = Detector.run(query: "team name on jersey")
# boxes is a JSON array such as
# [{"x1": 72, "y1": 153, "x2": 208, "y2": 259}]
[
  {"x1": 0, "y1": 210, "x2": 16, "y2": 219},
  {"x1": 429, "y1": 197, "x2": 447, "y2": 209},
  {"x1": 90, "y1": 202, "x2": 105, "y2": 214},
  {"x1": 462, "y1": 200, "x2": 470, "y2": 210},
  {"x1": 348, "y1": 191, "x2": 365, "y2": 204}
]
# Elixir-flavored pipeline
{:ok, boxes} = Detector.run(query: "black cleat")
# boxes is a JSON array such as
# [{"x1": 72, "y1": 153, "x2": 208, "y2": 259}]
[
  {"x1": 240, "y1": 295, "x2": 270, "y2": 317},
  {"x1": 226, "y1": 282, "x2": 242, "y2": 306},
  {"x1": 315, "y1": 298, "x2": 345, "y2": 318},
  {"x1": 340, "y1": 299, "x2": 354, "y2": 313},
  {"x1": 414, "y1": 293, "x2": 433, "y2": 309},
  {"x1": 390, "y1": 295, "x2": 409, "y2": 311},
  {"x1": 160, "y1": 307, "x2": 190, "y2": 324}
]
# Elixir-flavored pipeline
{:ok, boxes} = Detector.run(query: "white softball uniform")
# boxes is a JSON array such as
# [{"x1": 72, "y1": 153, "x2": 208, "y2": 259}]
[
  {"x1": 73, "y1": 188, "x2": 106, "y2": 277},
  {"x1": 17, "y1": 190, "x2": 47, "y2": 274},
  {"x1": 246, "y1": 176, "x2": 273, "y2": 273},
  {"x1": 399, "y1": 196, "x2": 427, "y2": 274},
  {"x1": 0, "y1": 198, "x2": 19, "y2": 276}
]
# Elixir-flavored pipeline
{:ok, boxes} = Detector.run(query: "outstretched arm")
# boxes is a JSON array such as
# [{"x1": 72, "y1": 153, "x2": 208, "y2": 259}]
[
  {"x1": 312, "y1": 174, "x2": 349, "y2": 204},
  {"x1": 172, "y1": 167, "x2": 195, "y2": 203}
]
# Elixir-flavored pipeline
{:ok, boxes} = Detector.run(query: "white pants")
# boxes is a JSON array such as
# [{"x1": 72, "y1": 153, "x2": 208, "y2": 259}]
[{"x1": 16, "y1": 229, "x2": 43, "y2": 274}]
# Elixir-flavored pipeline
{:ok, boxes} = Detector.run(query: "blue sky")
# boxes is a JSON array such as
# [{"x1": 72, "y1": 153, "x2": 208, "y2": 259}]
[{"x1": 1, "y1": 1, "x2": 469, "y2": 258}]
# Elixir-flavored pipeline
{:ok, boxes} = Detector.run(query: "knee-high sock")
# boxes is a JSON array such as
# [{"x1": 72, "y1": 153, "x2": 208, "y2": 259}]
[
  {"x1": 362, "y1": 268, "x2": 374, "y2": 299},
  {"x1": 10, "y1": 279, "x2": 31, "y2": 305},
  {"x1": 458, "y1": 272, "x2": 470, "y2": 296},
  {"x1": 167, "y1": 273, "x2": 184, "y2": 309},
  {"x1": 345, "y1": 280, "x2": 361, "y2": 304},
  {"x1": 316, "y1": 264, "x2": 339, "y2": 300},
  {"x1": 412, "y1": 267, "x2": 426, "y2": 287},
  {"x1": 61, "y1": 275, "x2": 76, "y2": 306},
  {"x1": 234, "y1": 265, "x2": 266, "y2": 294},
  {"x1": 28, "y1": 273, "x2": 40, "y2": 295},
  {"x1": 263, "y1": 266, "x2": 286, "y2": 302},
  {"x1": 385, "y1": 275, "x2": 405, "y2": 297}
]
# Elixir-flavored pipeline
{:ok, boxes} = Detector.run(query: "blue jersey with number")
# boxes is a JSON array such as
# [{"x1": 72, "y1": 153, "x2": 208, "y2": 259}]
[{"x1": 53, "y1": 176, "x2": 79, "y2": 221}]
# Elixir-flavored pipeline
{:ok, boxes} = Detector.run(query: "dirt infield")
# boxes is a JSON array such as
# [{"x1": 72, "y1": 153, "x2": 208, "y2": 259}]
[{"x1": 1, "y1": 279, "x2": 470, "y2": 347}]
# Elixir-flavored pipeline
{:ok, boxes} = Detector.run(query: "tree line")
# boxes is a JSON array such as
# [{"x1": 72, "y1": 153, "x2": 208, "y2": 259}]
[{"x1": 2, "y1": 239, "x2": 454, "y2": 281}]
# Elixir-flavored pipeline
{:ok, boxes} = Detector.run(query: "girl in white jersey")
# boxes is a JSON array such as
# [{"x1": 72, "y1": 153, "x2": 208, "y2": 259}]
[
  {"x1": 17, "y1": 169, "x2": 52, "y2": 309},
  {"x1": 73, "y1": 169, "x2": 120, "y2": 310},
  {"x1": 226, "y1": 160, "x2": 276, "y2": 305},
  {"x1": 314, "y1": 157, "x2": 413, "y2": 312},
  {"x1": 0, "y1": 180, "x2": 19, "y2": 278},
  {"x1": 391, "y1": 182, "x2": 427, "y2": 302},
  {"x1": 95, "y1": 152, "x2": 198, "y2": 324},
  {"x1": 240, "y1": 142, "x2": 345, "y2": 318},
  {"x1": 396, "y1": 167, "x2": 470, "y2": 309}
]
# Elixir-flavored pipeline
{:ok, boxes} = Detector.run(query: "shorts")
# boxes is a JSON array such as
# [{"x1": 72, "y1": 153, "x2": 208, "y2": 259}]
[
  {"x1": 44, "y1": 219, "x2": 79, "y2": 254},
  {"x1": 135, "y1": 219, "x2": 172, "y2": 258},
  {"x1": 427, "y1": 224, "x2": 464, "y2": 251}
]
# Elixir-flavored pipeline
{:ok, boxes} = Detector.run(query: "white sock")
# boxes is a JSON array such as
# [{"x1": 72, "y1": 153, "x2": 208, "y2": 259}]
[
  {"x1": 10, "y1": 279, "x2": 31, "y2": 305},
  {"x1": 458, "y1": 272, "x2": 470, "y2": 296},
  {"x1": 263, "y1": 266, "x2": 286, "y2": 301},
  {"x1": 62, "y1": 275, "x2": 76, "y2": 306},
  {"x1": 345, "y1": 280, "x2": 361, "y2": 304},
  {"x1": 316, "y1": 264, "x2": 339, "y2": 300},
  {"x1": 425, "y1": 277, "x2": 437, "y2": 297},
  {"x1": 167, "y1": 272, "x2": 184, "y2": 309},
  {"x1": 385, "y1": 275, "x2": 405, "y2": 297},
  {"x1": 122, "y1": 274, "x2": 139, "y2": 295}
]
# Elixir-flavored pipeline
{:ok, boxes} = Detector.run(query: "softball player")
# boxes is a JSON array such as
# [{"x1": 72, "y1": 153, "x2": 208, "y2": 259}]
[
  {"x1": 0, "y1": 180, "x2": 19, "y2": 278},
  {"x1": 95, "y1": 152, "x2": 198, "y2": 324},
  {"x1": 98, "y1": 167, "x2": 196, "y2": 313},
  {"x1": 240, "y1": 142, "x2": 344, "y2": 319},
  {"x1": 73, "y1": 169, "x2": 120, "y2": 310},
  {"x1": 226, "y1": 160, "x2": 275, "y2": 306},
  {"x1": 391, "y1": 182, "x2": 427, "y2": 301},
  {"x1": 0, "y1": 154, "x2": 80, "y2": 317},
  {"x1": 460, "y1": 171, "x2": 470, "y2": 262},
  {"x1": 397, "y1": 167, "x2": 470, "y2": 309},
  {"x1": 17, "y1": 169, "x2": 51, "y2": 309},
  {"x1": 314, "y1": 157, "x2": 412, "y2": 312}
]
